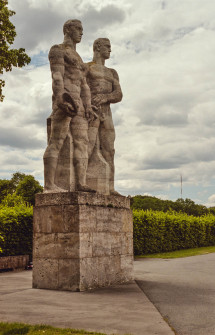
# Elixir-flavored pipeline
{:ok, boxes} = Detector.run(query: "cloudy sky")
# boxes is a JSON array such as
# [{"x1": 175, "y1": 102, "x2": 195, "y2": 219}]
[{"x1": 2, "y1": 0, "x2": 215, "y2": 206}]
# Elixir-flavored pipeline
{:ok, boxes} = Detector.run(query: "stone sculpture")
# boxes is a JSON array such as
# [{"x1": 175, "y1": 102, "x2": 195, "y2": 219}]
[
  {"x1": 43, "y1": 19, "x2": 96, "y2": 193},
  {"x1": 86, "y1": 38, "x2": 123, "y2": 195},
  {"x1": 33, "y1": 20, "x2": 133, "y2": 292},
  {"x1": 43, "y1": 19, "x2": 122, "y2": 195}
]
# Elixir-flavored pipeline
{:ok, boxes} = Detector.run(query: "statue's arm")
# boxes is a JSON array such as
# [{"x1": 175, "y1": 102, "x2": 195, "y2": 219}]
[
  {"x1": 81, "y1": 76, "x2": 92, "y2": 110},
  {"x1": 49, "y1": 45, "x2": 78, "y2": 115},
  {"x1": 81, "y1": 72, "x2": 98, "y2": 120},
  {"x1": 92, "y1": 68, "x2": 123, "y2": 107},
  {"x1": 49, "y1": 45, "x2": 65, "y2": 100},
  {"x1": 107, "y1": 69, "x2": 123, "y2": 103}
]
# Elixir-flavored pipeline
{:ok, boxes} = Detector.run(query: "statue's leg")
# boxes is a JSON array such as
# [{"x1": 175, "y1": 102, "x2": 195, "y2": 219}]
[
  {"x1": 88, "y1": 118, "x2": 100, "y2": 159},
  {"x1": 43, "y1": 112, "x2": 71, "y2": 192},
  {"x1": 99, "y1": 111, "x2": 118, "y2": 194},
  {"x1": 71, "y1": 115, "x2": 96, "y2": 192}
]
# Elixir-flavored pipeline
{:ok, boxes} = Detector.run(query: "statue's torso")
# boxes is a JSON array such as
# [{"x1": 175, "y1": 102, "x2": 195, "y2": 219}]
[
  {"x1": 86, "y1": 63, "x2": 114, "y2": 96},
  {"x1": 49, "y1": 44, "x2": 86, "y2": 108}
]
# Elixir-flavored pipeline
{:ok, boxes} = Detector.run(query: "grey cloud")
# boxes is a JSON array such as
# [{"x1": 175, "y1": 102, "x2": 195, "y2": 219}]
[
  {"x1": 174, "y1": 26, "x2": 198, "y2": 40},
  {"x1": 143, "y1": 157, "x2": 188, "y2": 170},
  {"x1": 161, "y1": 1, "x2": 166, "y2": 10},
  {"x1": 112, "y1": 106, "x2": 123, "y2": 127},
  {"x1": 0, "y1": 127, "x2": 46, "y2": 149},
  {"x1": 3, "y1": 155, "x2": 29, "y2": 165},
  {"x1": 27, "y1": 109, "x2": 51, "y2": 127},
  {"x1": 10, "y1": 2, "x2": 66, "y2": 52},
  {"x1": 136, "y1": 93, "x2": 194, "y2": 126},
  {"x1": 82, "y1": 5, "x2": 125, "y2": 34},
  {"x1": 139, "y1": 138, "x2": 215, "y2": 171},
  {"x1": 10, "y1": 2, "x2": 125, "y2": 53}
]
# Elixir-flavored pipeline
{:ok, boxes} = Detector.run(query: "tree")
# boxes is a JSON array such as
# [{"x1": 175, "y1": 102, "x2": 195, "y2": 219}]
[
  {"x1": 0, "y1": 0, "x2": 31, "y2": 101},
  {"x1": 131, "y1": 195, "x2": 210, "y2": 217},
  {"x1": 10, "y1": 172, "x2": 26, "y2": 188},
  {"x1": 16, "y1": 175, "x2": 43, "y2": 205},
  {"x1": 0, "y1": 172, "x2": 43, "y2": 205},
  {"x1": 0, "y1": 172, "x2": 26, "y2": 202},
  {"x1": 0, "y1": 179, "x2": 13, "y2": 202}
]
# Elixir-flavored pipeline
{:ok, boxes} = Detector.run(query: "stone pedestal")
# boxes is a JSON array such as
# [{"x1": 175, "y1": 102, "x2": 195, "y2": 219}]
[{"x1": 32, "y1": 192, "x2": 133, "y2": 291}]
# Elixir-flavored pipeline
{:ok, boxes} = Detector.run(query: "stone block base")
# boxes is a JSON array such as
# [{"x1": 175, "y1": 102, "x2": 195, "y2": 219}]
[{"x1": 32, "y1": 192, "x2": 133, "y2": 291}]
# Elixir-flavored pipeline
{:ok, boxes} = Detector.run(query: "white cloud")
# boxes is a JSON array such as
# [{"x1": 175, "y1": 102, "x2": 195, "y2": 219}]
[{"x1": 2, "y1": 0, "x2": 215, "y2": 204}]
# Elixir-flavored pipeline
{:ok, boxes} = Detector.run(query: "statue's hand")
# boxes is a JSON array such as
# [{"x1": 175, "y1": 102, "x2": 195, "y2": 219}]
[
  {"x1": 85, "y1": 105, "x2": 98, "y2": 122},
  {"x1": 57, "y1": 92, "x2": 81, "y2": 116},
  {"x1": 92, "y1": 94, "x2": 107, "y2": 107}
]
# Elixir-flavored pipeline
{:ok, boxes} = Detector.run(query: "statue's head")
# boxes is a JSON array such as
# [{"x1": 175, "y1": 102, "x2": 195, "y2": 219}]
[
  {"x1": 63, "y1": 19, "x2": 83, "y2": 43},
  {"x1": 93, "y1": 38, "x2": 111, "y2": 60}
]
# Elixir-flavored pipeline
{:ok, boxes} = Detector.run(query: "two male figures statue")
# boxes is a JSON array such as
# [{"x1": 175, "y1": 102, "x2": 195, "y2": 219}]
[{"x1": 43, "y1": 19, "x2": 122, "y2": 195}]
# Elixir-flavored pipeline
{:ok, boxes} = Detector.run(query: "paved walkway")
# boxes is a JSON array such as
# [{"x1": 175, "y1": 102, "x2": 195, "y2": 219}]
[
  {"x1": 0, "y1": 266, "x2": 174, "y2": 335},
  {"x1": 136, "y1": 254, "x2": 215, "y2": 335}
]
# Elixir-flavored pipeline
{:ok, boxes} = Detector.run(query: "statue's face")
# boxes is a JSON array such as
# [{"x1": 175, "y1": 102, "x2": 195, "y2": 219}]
[
  {"x1": 68, "y1": 22, "x2": 83, "y2": 43},
  {"x1": 100, "y1": 40, "x2": 111, "y2": 59}
]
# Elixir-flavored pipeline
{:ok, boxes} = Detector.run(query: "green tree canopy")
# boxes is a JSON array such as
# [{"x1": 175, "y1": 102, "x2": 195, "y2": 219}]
[
  {"x1": 16, "y1": 175, "x2": 43, "y2": 205},
  {"x1": 0, "y1": 0, "x2": 31, "y2": 101},
  {"x1": 0, "y1": 172, "x2": 43, "y2": 205},
  {"x1": 131, "y1": 195, "x2": 211, "y2": 217}
]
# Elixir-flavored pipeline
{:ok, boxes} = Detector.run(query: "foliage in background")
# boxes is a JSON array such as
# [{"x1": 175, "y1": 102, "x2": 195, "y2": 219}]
[
  {"x1": 0, "y1": 172, "x2": 42, "y2": 257},
  {"x1": 131, "y1": 195, "x2": 215, "y2": 217},
  {"x1": 0, "y1": 172, "x2": 43, "y2": 205},
  {"x1": 133, "y1": 209, "x2": 215, "y2": 255},
  {"x1": 0, "y1": 201, "x2": 33, "y2": 257},
  {"x1": 0, "y1": 0, "x2": 31, "y2": 101},
  {"x1": 16, "y1": 175, "x2": 43, "y2": 205}
]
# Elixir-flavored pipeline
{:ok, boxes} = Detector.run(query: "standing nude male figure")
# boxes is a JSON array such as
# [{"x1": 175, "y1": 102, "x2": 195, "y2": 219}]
[
  {"x1": 86, "y1": 38, "x2": 123, "y2": 195},
  {"x1": 43, "y1": 19, "x2": 95, "y2": 193}
]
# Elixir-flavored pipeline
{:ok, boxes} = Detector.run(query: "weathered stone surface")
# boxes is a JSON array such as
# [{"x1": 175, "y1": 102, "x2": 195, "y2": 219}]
[
  {"x1": 32, "y1": 258, "x2": 59, "y2": 290},
  {"x1": 33, "y1": 206, "x2": 63, "y2": 233},
  {"x1": 86, "y1": 38, "x2": 122, "y2": 194},
  {"x1": 80, "y1": 257, "x2": 99, "y2": 290},
  {"x1": 43, "y1": 20, "x2": 122, "y2": 195},
  {"x1": 62, "y1": 205, "x2": 80, "y2": 232},
  {"x1": 33, "y1": 233, "x2": 79, "y2": 259},
  {"x1": 34, "y1": 20, "x2": 131, "y2": 292},
  {"x1": 58, "y1": 259, "x2": 80, "y2": 291},
  {"x1": 121, "y1": 232, "x2": 134, "y2": 255},
  {"x1": 79, "y1": 233, "x2": 93, "y2": 258},
  {"x1": 43, "y1": 20, "x2": 98, "y2": 193},
  {"x1": 33, "y1": 192, "x2": 133, "y2": 291},
  {"x1": 54, "y1": 134, "x2": 75, "y2": 192},
  {"x1": 79, "y1": 205, "x2": 97, "y2": 233},
  {"x1": 120, "y1": 255, "x2": 134, "y2": 280},
  {"x1": 87, "y1": 145, "x2": 110, "y2": 195},
  {"x1": 35, "y1": 191, "x2": 130, "y2": 209}
]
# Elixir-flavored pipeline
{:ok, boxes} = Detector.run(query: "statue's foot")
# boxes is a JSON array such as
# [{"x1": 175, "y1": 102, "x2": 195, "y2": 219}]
[
  {"x1": 44, "y1": 185, "x2": 67, "y2": 193},
  {"x1": 110, "y1": 190, "x2": 122, "y2": 196},
  {"x1": 77, "y1": 183, "x2": 96, "y2": 193}
]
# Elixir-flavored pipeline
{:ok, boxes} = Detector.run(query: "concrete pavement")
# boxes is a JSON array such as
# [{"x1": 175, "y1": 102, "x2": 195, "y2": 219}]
[
  {"x1": 136, "y1": 254, "x2": 215, "y2": 335},
  {"x1": 0, "y1": 267, "x2": 174, "y2": 335}
]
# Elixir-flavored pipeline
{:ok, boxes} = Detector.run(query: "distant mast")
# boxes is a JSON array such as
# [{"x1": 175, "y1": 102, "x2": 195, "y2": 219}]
[{"x1": 180, "y1": 175, "x2": 183, "y2": 199}]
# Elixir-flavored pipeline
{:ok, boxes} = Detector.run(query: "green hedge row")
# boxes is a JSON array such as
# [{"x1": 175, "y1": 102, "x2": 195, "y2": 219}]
[
  {"x1": 133, "y1": 209, "x2": 215, "y2": 255},
  {"x1": 2, "y1": 206, "x2": 215, "y2": 258},
  {"x1": 0, "y1": 204, "x2": 33, "y2": 257}
]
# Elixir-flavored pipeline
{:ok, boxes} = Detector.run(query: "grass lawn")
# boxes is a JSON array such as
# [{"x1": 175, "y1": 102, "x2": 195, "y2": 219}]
[
  {"x1": 0, "y1": 322, "x2": 129, "y2": 335},
  {"x1": 135, "y1": 245, "x2": 215, "y2": 259}
]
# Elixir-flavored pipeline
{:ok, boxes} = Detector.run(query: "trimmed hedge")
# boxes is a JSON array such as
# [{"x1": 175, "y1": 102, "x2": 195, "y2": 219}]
[
  {"x1": 133, "y1": 210, "x2": 215, "y2": 255},
  {"x1": 0, "y1": 204, "x2": 33, "y2": 257}
]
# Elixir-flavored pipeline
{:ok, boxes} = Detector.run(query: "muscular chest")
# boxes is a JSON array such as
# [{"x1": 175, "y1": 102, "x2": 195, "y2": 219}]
[
  {"x1": 88, "y1": 64, "x2": 114, "y2": 83},
  {"x1": 64, "y1": 48, "x2": 85, "y2": 72}
]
